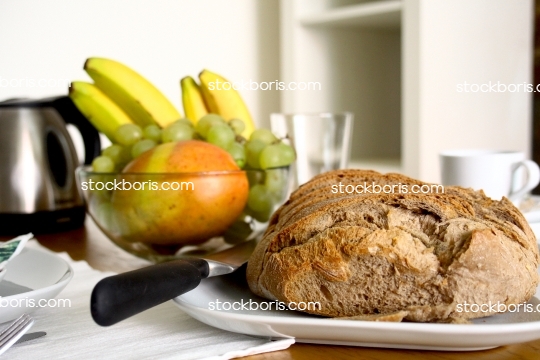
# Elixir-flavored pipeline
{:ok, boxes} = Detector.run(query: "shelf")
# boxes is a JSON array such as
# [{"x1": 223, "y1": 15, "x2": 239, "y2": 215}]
[
  {"x1": 349, "y1": 158, "x2": 402, "y2": 174},
  {"x1": 299, "y1": 0, "x2": 402, "y2": 29}
]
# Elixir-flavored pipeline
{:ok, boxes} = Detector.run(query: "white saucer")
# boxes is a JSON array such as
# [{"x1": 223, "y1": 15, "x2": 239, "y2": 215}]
[
  {"x1": 0, "y1": 247, "x2": 73, "y2": 323},
  {"x1": 174, "y1": 266, "x2": 540, "y2": 351}
]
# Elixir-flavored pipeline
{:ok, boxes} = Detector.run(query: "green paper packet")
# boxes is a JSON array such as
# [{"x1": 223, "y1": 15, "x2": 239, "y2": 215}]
[{"x1": 0, "y1": 233, "x2": 33, "y2": 269}]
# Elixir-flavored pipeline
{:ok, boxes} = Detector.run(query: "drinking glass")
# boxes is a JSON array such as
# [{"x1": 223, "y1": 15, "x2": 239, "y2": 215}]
[{"x1": 271, "y1": 112, "x2": 353, "y2": 187}]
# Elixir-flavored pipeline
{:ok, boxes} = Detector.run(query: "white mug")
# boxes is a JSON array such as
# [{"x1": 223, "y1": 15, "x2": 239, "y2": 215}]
[{"x1": 439, "y1": 150, "x2": 540, "y2": 201}]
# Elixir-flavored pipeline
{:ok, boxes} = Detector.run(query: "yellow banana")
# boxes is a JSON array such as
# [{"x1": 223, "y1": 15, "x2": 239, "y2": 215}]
[
  {"x1": 198, "y1": 69, "x2": 255, "y2": 138},
  {"x1": 84, "y1": 58, "x2": 181, "y2": 128},
  {"x1": 180, "y1": 76, "x2": 208, "y2": 125},
  {"x1": 69, "y1": 81, "x2": 133, "y2": 142}
]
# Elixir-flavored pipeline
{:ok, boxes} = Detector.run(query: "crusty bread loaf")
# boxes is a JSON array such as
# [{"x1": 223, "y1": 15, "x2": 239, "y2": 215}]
[{"x1": 247, "y1": 169, "x2": 540, "y2": 322}]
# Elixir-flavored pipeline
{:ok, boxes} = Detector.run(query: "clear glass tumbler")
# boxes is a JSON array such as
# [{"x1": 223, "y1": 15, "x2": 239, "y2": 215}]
[{"x1": 271, "y1": 112, "x2": 353, "y2": 187}]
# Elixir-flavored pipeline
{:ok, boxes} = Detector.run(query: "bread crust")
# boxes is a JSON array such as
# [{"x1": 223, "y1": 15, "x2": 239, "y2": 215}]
[{"x1": 246, "y1": 170, "x2": 540, "y2": 322}]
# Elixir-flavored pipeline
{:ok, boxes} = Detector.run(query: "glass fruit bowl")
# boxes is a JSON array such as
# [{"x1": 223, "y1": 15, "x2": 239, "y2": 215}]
[{"x1": 77, "y1": 166, "x2": 292, "y2": 262}]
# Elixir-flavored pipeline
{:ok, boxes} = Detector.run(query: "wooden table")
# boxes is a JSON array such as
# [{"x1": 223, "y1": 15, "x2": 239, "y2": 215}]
[{"x1": 4, "y1": 219, "x2": 540, "y2": 360}]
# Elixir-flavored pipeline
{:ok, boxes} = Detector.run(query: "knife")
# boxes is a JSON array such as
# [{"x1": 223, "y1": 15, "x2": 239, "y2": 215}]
[
  {"x1": 14, "y1": 331, "x2": 46, "y2": 345},
  {"x1": 91, "y1": 239, "x2": 257, "y2": 326}
]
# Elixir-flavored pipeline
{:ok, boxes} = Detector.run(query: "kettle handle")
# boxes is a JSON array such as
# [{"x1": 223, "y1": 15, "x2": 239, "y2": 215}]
[{"x1": 51, "y1": 97, "x2": 101, "y2": 165}]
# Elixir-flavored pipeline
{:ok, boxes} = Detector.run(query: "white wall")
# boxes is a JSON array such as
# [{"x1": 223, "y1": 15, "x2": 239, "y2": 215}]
[{"x1": 0, "y1": 0, "x2": 280, "y2": 129}]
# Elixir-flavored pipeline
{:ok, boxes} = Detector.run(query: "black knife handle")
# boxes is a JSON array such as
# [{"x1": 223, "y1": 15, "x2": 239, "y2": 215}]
[{"x1": 91, "y1": 258, "x2": 209, "y2": 326}]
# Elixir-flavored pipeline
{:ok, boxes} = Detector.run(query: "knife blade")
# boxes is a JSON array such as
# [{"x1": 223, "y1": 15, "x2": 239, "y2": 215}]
[
  {"x1": 91, "y1": 239, "x2": 258, "y2": 327},
  {"x1": 203, "y1": 238, "x2": 257, "y2": 276},
  {"x1": 14, "y1": 331, "x2": 46, "y2": 345}
]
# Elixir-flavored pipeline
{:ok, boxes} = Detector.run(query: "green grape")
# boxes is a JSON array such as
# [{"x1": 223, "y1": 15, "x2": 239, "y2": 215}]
[
  {"x1": 226, "y1": 142, "x2": 246, "y2": 168},
  {"x1": 223, "y1": 219, "x2": 253, "y2": 244},
  {"x1": 92, "y1": 155, "x2": 115, "y2": 172},
  {"x1": 245, "y1": 139, "x2": 266, "y2": 169},
  {"x1": 259, "y1": 143, "x2": 296, "y2": 169},
  {"x1": 131, "y1": 139, "x2": 157, "y2": 158},
  {"x1": 102, "y1": 144, "x2": 124, "y2": 164},
  {"x1": 114, "y1": 124, "x2": 143, "y2": 146},
  {"x1": 228, "y1": 118, "x2": 245, "y2": 135},
  {"x1": 247, "y1": 184, "x2": 274, "y2": 214},
  {"x1": 118, "y1": 145, "x2": 134, "y2": 169},
  {"x1": 143, "y1": 125, "x2": 162, "y2": 142},
  {"x1": 196, "y1": 114, "x2": 225, "y2": 138},
  {"x1": 249, "y1": 128, "x2": 277, "y2": 145},
  {"x1": 175, "y1": 118, "x2": 194, "y2": 127},
  {"x1": 207, "y1": 123, "x2": 235, "y2": 149},
  {"x1": 162, "y1": 122, "x2": 194, "y2": 143},
  {"x1": 265, "y1": 168, "x2": 287, "y2": 198},
  {"x1": 249, "y1": 208, "x2": 272, "y2": 223}
]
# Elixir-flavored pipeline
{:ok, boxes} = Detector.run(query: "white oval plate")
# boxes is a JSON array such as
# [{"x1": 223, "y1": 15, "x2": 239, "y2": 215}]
[
  {"x1": 174, "y1": 266, "x2": 540, "y2": 351},
  {"x1": 0, "y1": 247, "x2": 73, "y2": 323}
]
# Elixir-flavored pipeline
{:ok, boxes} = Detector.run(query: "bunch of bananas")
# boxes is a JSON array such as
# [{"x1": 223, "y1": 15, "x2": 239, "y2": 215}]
[
  {"x1": 181, "y1": 71, "x2": 255, "y2": 138},
  {"x1": 69, "y1": 58, "x2": 256, "y2": 142}
]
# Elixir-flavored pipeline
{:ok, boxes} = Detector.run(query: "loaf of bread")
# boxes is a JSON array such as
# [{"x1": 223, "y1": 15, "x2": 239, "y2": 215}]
[{"x1": 246, "y1": 170, "x2": 540, "y2": 322}]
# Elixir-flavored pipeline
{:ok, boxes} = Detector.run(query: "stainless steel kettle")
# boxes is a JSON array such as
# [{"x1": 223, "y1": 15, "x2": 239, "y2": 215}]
[{"x1": 0, "y1": 96, "x2": 100, "y2": 234}]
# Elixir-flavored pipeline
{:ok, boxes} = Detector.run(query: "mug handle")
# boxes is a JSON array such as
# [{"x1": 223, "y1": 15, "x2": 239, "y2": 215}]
[{"x1": 508, "y1": 160, "x2": 540, "y2": 201}]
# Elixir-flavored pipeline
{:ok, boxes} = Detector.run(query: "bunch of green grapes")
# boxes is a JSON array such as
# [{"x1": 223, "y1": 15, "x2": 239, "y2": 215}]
[
  {"x1": 92, "y1": 114, "x2": 295, "y2": 173},
  {"x1": 193, "y1": 114, "x2": 294, "y2": 223},
  {"x1": 194, "y1": 114, "x2": 295, "y2": 170},
  {"x1": 91, "y1": 118, "x2": 196, "y2": 172}
]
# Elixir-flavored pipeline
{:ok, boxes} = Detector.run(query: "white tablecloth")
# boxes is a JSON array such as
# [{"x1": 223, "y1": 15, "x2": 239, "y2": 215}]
[{"x1": 4, "y1": 241, "x2": 294, "y2": 359}]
